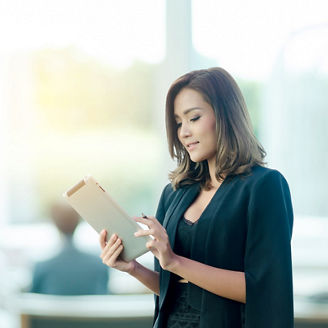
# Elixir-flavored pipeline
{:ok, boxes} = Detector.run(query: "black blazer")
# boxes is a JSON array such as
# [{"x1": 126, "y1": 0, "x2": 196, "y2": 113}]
[{"x1": 153, "y1": 165, "x2": 294, "y2": 328}]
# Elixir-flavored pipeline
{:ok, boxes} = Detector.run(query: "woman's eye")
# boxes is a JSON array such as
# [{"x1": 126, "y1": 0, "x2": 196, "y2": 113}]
[
  {"x1": 191, "y1": 116, "x2": 200, "y2": 122},
  {"x1": 176, "y1": 116, "x2": 200, "y2": 129}
]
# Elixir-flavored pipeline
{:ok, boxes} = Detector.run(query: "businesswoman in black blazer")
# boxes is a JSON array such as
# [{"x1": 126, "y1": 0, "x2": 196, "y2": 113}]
[{"x1": 99, "y1": 67, "x2": 294, "y2": 328}]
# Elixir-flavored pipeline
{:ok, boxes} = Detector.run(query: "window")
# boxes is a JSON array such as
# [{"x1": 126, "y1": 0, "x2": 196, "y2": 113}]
[{"x1": 0, "y1": 0, "x2": 165, "y2": 223}]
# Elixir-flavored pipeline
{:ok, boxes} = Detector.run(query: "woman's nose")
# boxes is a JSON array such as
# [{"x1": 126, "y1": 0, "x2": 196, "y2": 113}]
[
  {"x1": 179, "y1": 123, "x2": 192, "y2": 138},
  {"x1": 179, "y1": 124, "x2": 191, "y2": 140}
]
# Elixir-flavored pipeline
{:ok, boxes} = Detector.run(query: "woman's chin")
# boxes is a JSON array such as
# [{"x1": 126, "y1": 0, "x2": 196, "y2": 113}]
[{"x1": 189, "y1": 154, "x2": 206, "y2": 163}]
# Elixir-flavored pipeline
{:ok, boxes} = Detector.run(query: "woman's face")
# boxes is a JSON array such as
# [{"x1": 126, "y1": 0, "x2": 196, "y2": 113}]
[{"x1": 174, "y1": 88, "x2": 218, "y2": 163}]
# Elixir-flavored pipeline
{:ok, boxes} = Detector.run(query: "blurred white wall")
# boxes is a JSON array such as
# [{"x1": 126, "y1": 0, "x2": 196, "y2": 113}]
[{"x1": 261, "y1": 25, "x2": 328, "y2": 217}]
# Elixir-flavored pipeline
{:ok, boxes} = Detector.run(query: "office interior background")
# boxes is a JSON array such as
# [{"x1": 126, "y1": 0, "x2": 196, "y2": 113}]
[{"x1": 0, "y1": 0, "x2": 328, "y2": 327}]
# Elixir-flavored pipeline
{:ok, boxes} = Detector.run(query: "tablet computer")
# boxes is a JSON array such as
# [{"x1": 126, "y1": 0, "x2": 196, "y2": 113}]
[{"x1": 63, "y1": 176, "x2": 150, "y2": 262}]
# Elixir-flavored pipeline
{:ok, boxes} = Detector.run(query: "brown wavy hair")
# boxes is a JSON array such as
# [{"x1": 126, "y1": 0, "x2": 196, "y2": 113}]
[{"x1": 166, "y1": 67, "x2": 266, "y2": 191}]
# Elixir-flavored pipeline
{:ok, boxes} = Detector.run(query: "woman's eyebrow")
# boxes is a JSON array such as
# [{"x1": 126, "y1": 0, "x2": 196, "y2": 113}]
[{"x1": 174, "y1": 107, "x2": 203, "y2": 119}]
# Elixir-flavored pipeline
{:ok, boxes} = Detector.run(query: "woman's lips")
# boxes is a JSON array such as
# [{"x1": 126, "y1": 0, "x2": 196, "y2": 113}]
[{"x1": 187, "y1": 141, "x2": 199, "y2": 150}]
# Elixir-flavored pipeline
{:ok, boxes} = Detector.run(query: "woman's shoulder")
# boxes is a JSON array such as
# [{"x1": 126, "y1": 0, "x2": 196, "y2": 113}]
[
  {"x1": 162, "y1": 181, "x2": 198, "y2": 194},
  {"x1": 158, "y1": 182, "x2": 177, "y2": 210},
  {"x1": 161, "y1": 182, "x2": 174, "y2": 197},
  {"x1": 160, "y1": 181, "x2": 200, "y2": 207},
  {"x1": 251, "y1": 165, "x2": 287, "y2": 180},
  {"x1": 239, "y1": 165, "x2": 289, "y2": 191},
  {"x1": 156, "y1": 182, "x2": 187, "y2": 220}
]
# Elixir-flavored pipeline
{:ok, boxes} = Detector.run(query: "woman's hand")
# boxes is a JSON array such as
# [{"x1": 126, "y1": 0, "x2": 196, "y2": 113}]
[
  {"x1": 99, "y1": 229, "x2": 136, "y2": 273},
  {"x1": 133, "y1": 216, "x2": 178, "y2": 271}
]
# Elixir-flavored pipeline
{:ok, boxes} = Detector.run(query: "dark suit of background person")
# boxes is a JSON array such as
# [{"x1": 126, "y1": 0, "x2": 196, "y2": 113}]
[
  {"x1": 30, "y1": 202, "x2": 109, "y2": 295},
  {"x1": 153, "y1": 165, "x2": 294, "y2": 328}
]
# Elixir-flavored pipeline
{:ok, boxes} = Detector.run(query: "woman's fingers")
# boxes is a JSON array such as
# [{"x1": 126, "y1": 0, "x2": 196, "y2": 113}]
[
  {"x1": 134, "y1": 229, "x2": 154, "y2": 237},
  {"x1": 133, "y1": 215, "x2": 158, "y2": 227},
  {"x1": 133, "y1": 216, "x2": 153, "y2": 237},
  {"x1": 100, "y1": 233, "x2": 118, "y2": 257},
  {"x1": 133, "y1": 217, "x2": 152, "y2": 227},
  {"x1": 105, "y1": 244, "x2": 124, "y2": 266},
  {"x1": 99, "y1": 229, "x2": 107, "y2": 250},
  {"x1": 133, "y1": 216, "x2": 163, "y2": 238},
  {"x1": 101, "y1": 237, "x2": 122, "y2": 263},
  {"x1": 146, "y1": 239, "x2": 156, "y2": 249}
]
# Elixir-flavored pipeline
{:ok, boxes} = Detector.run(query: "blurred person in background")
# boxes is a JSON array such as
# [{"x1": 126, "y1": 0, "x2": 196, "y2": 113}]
[
  {"x1": 31, "y1": 201, "x2": 109, "y2": 295},
  {"x1": 99, "y1": 67, "x2": 294, "y2": 327}
]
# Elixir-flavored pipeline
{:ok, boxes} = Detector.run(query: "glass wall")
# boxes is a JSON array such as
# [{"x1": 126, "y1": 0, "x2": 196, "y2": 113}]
[{"x1": 0, "y1": 0, "x2": 166, "y2": 224}]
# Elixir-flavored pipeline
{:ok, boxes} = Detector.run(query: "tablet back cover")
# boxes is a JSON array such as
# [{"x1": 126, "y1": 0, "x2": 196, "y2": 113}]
[{"x1": 63, "y1": 176, "x2": 150, "y2": 262}]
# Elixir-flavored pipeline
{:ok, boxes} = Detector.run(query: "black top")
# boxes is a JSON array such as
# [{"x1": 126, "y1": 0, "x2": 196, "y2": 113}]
[
  {"x1": 175, "y1": 216, "x2": 198, "y2": 259},
  {"x1": 171, "y1": 216, "x2": 198, "y2": 283},
  {"x1": 153, "y1": 165, "x2": 294, "y2": 328}
]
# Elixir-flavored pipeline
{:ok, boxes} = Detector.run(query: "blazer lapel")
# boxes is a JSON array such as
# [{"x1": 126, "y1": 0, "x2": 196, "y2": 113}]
[
  {"x1": 164, "y1": 182, "x2": 200, "y2": 245},
  {"x1": 159, "y1": 182, "x2": 201, "y2": 310}
]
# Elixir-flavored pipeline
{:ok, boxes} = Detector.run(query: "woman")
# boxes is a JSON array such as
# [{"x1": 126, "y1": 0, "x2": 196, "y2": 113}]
[{"x1": 99, "y1": 67, "x2": 294, "y2": 328}]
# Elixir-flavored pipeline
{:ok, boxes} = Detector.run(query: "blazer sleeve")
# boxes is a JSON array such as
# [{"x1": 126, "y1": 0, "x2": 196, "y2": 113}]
[
  {"x1": 244, "y1": 170, "x2": 294, "y2": 328},
  {"x1": 153, "y1": 182, "x2": 173, "y2": 326},
  {"x1": 153, "y1": 183, "x2": 172, "y2": 273}
]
